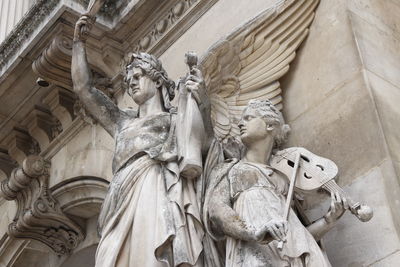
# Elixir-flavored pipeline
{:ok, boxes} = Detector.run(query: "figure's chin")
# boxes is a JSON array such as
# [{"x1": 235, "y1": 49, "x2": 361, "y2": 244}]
[{"x1": 132, "y1": 95, "x2": 144, "y2": 105}]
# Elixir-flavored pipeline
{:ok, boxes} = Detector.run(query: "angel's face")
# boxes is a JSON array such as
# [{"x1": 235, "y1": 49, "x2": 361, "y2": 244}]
[
  {"x1": 125, "y1": 67, "x2": 158, "y2": 105},
  {"x1": 238, "y1": 108, "x2": 271, "y2": 146}
]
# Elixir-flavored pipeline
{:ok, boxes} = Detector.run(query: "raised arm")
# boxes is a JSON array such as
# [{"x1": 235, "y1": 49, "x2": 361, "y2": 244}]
[{"x1": 71, "y1": 15, "x2": 122, "y2": 137}]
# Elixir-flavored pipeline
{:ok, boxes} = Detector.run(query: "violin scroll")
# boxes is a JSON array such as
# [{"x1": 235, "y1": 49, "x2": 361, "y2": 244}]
[{"x1": 352, "y1": 203, "x2": 373, "y2": 222}]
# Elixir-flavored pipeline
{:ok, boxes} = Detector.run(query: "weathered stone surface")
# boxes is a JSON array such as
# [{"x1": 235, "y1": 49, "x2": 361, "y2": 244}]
[
  {"x1": 324, "y1": 160, "x2": 400, "y2": 266},
  {"x1": 281, "y1": 0, "x2": 362, "y2": 122},
  {"x1": 49, "y1": 124, "x2": 114, "y2": 188},
  {"x1": 285, "y1": 72, "x2": 387, "y2": 185}
]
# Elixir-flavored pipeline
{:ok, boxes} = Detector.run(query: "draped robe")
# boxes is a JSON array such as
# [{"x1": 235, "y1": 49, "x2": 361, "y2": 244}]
[
  {"x1": 95, "y1": 96, "x2": 205, "y2": 267},
  {"x1": 204, "y1": 161, "x2": 331, "y2": 267}
]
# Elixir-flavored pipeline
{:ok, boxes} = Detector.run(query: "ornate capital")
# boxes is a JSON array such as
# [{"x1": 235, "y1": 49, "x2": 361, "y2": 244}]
[{"x1": 0, "y1": 156, "x2": 84, "y2": 254}]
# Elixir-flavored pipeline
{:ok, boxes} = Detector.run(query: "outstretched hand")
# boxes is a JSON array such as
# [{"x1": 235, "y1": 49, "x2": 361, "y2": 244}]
[{"x1": 74, "y1": 15, "x2": 95, "y2": 42}]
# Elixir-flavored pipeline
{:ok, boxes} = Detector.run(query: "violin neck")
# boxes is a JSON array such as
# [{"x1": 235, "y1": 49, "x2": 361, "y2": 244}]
[{"x1": 322, "y1": 180, "x2": 360, "y2": 210}]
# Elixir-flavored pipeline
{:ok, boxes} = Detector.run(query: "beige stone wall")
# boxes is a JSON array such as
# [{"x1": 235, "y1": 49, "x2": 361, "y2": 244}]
[{"x1": 280, "y1": 0, "x2": 400, "y2": 265}]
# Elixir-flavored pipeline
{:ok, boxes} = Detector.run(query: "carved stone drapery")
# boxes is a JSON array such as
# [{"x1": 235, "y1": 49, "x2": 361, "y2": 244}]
[{"x1": 0, "y1": 155, "x2": 84, "y2": 254}]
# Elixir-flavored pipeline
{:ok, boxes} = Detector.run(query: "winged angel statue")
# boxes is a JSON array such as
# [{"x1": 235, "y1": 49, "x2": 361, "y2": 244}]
[{"x1": 72, "y1": 0, "x2": 371, "y2": 266}]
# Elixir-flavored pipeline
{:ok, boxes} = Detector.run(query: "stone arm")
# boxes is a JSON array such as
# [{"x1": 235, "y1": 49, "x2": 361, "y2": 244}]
[
  {"x1": 208, "y1": 178, "x2": 258, "y2": 242},
  {"x1": 306, "y1": 192, "x2": 346, "y2": 242},
  {"x1": 71, "y1": 16, "x2": 122, "y2": 137}
]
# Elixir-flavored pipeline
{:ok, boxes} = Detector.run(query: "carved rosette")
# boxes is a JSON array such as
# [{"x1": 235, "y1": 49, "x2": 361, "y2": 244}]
[{"x1": 0, "y1": 155, "x2": 84, "y2": 254}]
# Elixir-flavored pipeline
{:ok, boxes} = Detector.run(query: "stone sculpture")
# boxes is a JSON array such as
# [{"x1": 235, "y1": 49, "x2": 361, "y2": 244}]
[
  {"x1": 70, "y1": 0, "x2": 373, "y2": 266},
  {"x1": 72, "y1": 16, "x2": 206, "y2": 267},
  {"x1": 203, "y1": 99, "x2": 359, "y2": 266},
  {"x1": 196, "y1": 0, "x2": 372, "y2": 266}
]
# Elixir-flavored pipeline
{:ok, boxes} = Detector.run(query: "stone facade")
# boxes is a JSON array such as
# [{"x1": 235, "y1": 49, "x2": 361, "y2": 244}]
[{"x1": 0, "y1": 0, "x2": 399, "y2": 266}]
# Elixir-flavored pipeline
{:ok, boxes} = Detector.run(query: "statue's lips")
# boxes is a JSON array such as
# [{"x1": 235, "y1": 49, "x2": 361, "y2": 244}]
[
  {"x1": 240, "y1": 128, "x2": 246, "y2": 135},
  {"x1": 130, "y1": 87, "x2": 139, "y2": 94}
]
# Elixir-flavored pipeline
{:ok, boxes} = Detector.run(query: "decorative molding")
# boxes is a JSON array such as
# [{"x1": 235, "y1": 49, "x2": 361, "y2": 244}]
[
  {"x1": 0, "y1": 155, "x2": 84, "y2": 255},
  {"x1": 23, "y1": 106, "x2": 63, "y2": 151},
  {"x1": 0, "y1": 0, "x2": 61, "y2": 69},
  {"x1": 40, "y1": 118, "x2": 86, "y2": 160},
  {"x1": 32, "y1": 35, "x2": 73, "y2": 89},
  {"x1": 43, "y1": 86, "x2": 77, "y2": 130},
  {"x1": 5, "y1": 128, "x2": 40, "y2": 165},
  {"x1": 77, "y1": 0, "x2": 129, "y2": 20},
  {"x1": 52, "y1": 177, "x2": 109, "y2": 218},
  {"x1": 0, "y1": 149, "x2": 18, "y2": 177},
  {"x1": 128, "y1": 0, "x2": 219, "y2": 57}
]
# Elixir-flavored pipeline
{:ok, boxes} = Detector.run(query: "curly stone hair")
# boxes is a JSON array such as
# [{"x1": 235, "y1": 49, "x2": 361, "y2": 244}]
[
  {"x1": 125, "y1": 52, "x2": 176, "y2": 112},
  {"x1": 246, "y1": 99, "x2": 290, "y2": 148}
]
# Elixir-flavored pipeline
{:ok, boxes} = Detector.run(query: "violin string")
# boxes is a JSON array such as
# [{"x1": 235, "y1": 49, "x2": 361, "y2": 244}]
[{"x1": 325, "y1": 180, "x2": 353, "y2": 205}]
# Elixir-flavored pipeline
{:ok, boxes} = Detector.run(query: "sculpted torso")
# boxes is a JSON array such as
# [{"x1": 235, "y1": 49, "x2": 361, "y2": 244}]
[{"x1": 113, "y1": 112, "x2": 170, "y2": 172}]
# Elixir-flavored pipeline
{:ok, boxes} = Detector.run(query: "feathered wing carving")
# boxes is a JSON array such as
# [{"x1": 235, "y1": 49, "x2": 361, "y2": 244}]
[{"x1": 199, "y1": 0, "x2": 319, "y2": 144}]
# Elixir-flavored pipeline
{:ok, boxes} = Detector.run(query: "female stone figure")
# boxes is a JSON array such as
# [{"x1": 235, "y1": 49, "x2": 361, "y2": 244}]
[
  {"x1": 72, "y1": 15, "x2": 205, "y2": 267},
  {"x1": 204, "y1": 100, "x2": 347, "y2": 267}
]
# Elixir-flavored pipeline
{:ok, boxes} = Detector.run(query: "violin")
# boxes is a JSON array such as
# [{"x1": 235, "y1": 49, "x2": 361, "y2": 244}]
[{"x1": 270, "y1": 147, "x2": 373, "y2": 222}]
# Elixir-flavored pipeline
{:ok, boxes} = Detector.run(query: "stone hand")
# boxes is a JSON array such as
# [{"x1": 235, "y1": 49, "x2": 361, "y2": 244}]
[
  {"x1": 184, "y1": 67, "x2": 204, "y2": 104},
  {"x1": 74, "y1": 15, "x2": 95, "y2": 42},
  {"x1": 255, "y1": 219, "x2": 288, "y2": 243},
  {"x1": 324, "y1": 191, "x2": 348, "y2": 223}
]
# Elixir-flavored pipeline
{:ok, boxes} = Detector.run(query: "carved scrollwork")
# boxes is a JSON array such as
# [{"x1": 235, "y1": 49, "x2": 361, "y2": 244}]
[
  {"x1": 0, "y1": 155, "x2": 85, "y2": 255},
  {"x1": 32, "y1": 35, "x2": 73, "y2": 89}
]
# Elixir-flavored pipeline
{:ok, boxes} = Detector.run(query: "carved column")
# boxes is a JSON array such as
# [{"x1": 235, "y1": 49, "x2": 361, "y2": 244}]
[{"x1": 0, "y1": 155, "x2": 84, "y2": 254}]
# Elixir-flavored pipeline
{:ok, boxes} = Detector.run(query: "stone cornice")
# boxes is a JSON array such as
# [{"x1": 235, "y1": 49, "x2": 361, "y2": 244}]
[
  {"x1": 0, "y1": 0, "x2": 61, "y2": 70},
  {"x1": 127, "y1": 0, "x2": 219, "y2": 57}
]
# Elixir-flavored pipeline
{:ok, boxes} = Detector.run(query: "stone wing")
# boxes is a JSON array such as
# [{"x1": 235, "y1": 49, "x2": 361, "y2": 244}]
[{"x1": 199, "y1": 0, "x2": 319, "y2": 143}]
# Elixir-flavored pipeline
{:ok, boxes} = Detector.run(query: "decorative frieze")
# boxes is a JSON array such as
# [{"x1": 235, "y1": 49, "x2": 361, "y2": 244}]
[
  {"x1": 0, "y1": 155, "x2": 84, "y2": 254},
  {"x1": 130, "y1": 0, "x2": 219, "y2": 56}
]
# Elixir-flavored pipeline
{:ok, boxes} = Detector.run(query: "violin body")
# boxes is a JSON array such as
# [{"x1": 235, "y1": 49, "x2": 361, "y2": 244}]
[
  {"x1": 270, "y1": 147, "x2": 373, "y2": 222},
  {"x1": 271, "y1": 147, "x2": 338, "y2": 192}
]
